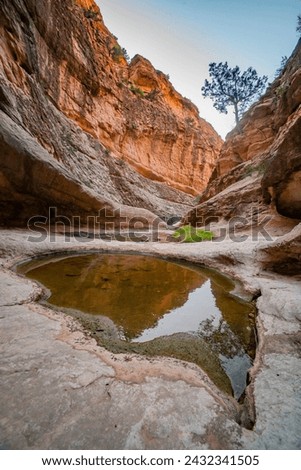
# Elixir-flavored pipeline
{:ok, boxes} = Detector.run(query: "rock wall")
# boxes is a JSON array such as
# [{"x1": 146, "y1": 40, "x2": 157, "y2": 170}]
[
  {"x1": 119, "y1": 55, "x2": 222, "y2": 195},
  {"x1": 0, "y1": 0, "x2": 222, "y2": 228},
  {"x1": 184, "y1": 40, "x2": 301, "y2": 227},
  {"x1": 216, "y1": 40, "x2": 301, "y2": 179}
]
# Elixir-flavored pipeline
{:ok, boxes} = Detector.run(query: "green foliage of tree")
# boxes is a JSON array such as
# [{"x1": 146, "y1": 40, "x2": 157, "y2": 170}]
[
  {"x1": 275, "y1": 56, "x2": 288, "y2": 78},
  {"x1": 129, "y1": 84, "x2": 145, "y2": 97},
  {"x1": 297, "y1": 14, "x2": 301, "y2": 34},
  {"x1": 201, "y1": 62, "x2": 268, "y2": 125},
  {"x1": 83, "y1": 7, "x2": 99, "y2": 20},
  {"x1": 111, "y1": 45, "x2": 130, "y2": 63}
]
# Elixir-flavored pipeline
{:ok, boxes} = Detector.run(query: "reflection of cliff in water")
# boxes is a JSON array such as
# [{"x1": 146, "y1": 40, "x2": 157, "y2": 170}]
[
  {"x1": 208, "y1": 280, "x2": 256, "y2": 358},
  {"x1": 21, "y1": 253, "x2": 256, "y2": 398},
  {"x1": 196, "y1": 280, "x2": 256, "y2": 398},
  {"x1": 22, "y1": 254, "x2": 207, "y2": 339}
]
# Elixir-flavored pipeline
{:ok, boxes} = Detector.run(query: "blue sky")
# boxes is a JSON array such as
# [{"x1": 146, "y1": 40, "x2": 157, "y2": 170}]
[{"x1": 98, "y1": 0, "x2": 300, "y2": 138}]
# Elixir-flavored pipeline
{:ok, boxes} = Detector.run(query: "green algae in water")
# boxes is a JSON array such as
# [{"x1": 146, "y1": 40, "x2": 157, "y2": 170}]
[{"x1": 19, "y1": 253, "x2": 256, "y2": 398}]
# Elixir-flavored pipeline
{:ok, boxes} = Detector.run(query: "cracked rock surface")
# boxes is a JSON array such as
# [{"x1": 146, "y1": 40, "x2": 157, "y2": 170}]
[{"x1": 0, "y1": 229, "x2": 300, "y2": 449}]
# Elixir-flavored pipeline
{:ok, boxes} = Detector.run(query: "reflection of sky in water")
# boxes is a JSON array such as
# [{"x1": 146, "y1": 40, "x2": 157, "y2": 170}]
[
  {"x1": 133, "y1": 280, "x2": 221, "y2": 342},
  {"x1": 20, "y1": 253, "x2": 255, "y2": 399},
  {"x1": 220, "y1": 354, "x2": 252, "y2": 399},
  {"x1": 132, "y1": 278, "x2": 251, "y2": 399}
]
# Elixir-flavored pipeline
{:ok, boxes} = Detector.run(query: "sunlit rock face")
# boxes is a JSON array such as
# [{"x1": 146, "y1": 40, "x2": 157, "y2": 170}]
[
  {"x1": 118, "y1": 54, "x2": 222, "y2": 195},
  {"x1": 216, "y1": 40, "x2": 301, "y2": 181},
  {"x1": 184, "y1": 40, "x2": 301, "y2": 227},
  {"x1": 0, "y1": 0, "x2": 222, "y2": 226}
]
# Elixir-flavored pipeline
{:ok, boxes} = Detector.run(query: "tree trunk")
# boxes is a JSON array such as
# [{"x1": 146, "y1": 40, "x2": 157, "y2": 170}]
[{"x1": 234, "y1": 102, "x2": 239, "y2": 126}]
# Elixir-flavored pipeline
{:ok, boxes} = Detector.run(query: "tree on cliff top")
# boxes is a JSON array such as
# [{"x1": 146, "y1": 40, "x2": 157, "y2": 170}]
[
  {"x1": 201, "y1": 62, "x2": 268, "y2": 125},
  {"x1": 297, "y1": 14, "x2": 301, "y2": 34}
]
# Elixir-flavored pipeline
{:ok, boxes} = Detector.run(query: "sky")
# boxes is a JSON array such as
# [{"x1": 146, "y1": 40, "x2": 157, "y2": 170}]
[{"x1": 97, "y1": 0, "x2": 300, "y2": 138}]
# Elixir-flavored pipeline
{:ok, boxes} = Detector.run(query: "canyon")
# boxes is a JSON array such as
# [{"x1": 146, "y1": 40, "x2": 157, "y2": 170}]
[
  {"x1": 185, "y1": 39, "x2": 301, "y2": 229},
  {"x1": 0, "y1": 0, "x2": 221, "y2": 227},
  {"x1": 0, "y1": 0, "x2": 300, "y2": 452}
]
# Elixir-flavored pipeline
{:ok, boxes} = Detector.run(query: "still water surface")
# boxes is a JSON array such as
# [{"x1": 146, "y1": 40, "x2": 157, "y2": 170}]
[{"x1": 20, "y1": 253, "x2": 256, "y2": 398}]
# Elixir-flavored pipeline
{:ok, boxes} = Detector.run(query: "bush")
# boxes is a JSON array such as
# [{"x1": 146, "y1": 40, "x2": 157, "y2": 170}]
[
  {"x1": 297, "y1": 15, "x2": 301, "y2": 35},
  {"x1": 146, "y1": 89, "x2": 160, "y2": 101},
  {"x1": 244, "y1": 161, "x2": 267, "y2": 177},
  {"x1": 111, "y1": 45, "x2": 130, "y2": 63},
  {"x1": 192, "y1": 194, "x2": 202, "y2": 206},
  {"x1": 172, "y1": 225, "x2": 213, "y2": 243},
  {"x1": 129, "y1": 84, "x2": 145, "y2": 97},
  {"x1": 84, "y1": 8, "x2": 99, "y2": 20},
  {"x1": 274, "y1": 56, "x2": 288, "y2": 78}
]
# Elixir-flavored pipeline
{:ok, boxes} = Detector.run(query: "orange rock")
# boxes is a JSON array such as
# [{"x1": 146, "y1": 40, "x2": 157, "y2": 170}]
[
  {"x1": 75, "y1": 0, "x2": 96, "y2": 9},
  {"x1": 184, "y1": 39, "x2": 301, "y2": 227},
  {"x1": 216, "y1": 40, "x2": 301, "y2": 181},
  {"x1": 0, "y1": 0, "x2": 222, "y2": 230}
]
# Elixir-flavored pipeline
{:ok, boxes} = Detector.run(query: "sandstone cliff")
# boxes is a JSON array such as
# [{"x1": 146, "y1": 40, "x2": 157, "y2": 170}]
[
  {"x1": 0, "y1": 0, "x2": 222, "y2": 227},
  {"x1": 184, "y1": 40, "x2": 301, "y2": 229}
]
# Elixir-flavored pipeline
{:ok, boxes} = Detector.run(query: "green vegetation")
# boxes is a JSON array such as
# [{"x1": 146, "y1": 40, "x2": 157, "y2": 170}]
[
  {"x1": 275, "y1": 56, "x2": 288, "y2": 78},
  {"x1": 129, "y1": 84, "x2": 145, "y2": 97},
  {"x1": 172, "y1": 225, "x2": 213, "y2": 243},
  {"x1": 274, "y1": 83, "x2": 289, "y2": 98},
  {"x1": 297, "y1": 14, "x2": 301, "y2": 35},
  {"x1": 192, "y1": 194, "x2": 202, "y2": 206},
  {"x1": 156, "y1": 70, "x2": 170, "y2": 80},
  {"x1": 146, "y1": 89, "x2": 160, "y2": 101},
  {"x1": 185, "y1": 117, "x2": 195, "y2": 127},
  {"x1": 244, "y1": 161, "x2": 267, "y2": 177},
  {"x1": 111, "y1": 45, "x2": 130, "y2": 63},
  {"x1": 83, "y1": 7, "x2": 99, "y2": 20},
  {"x1": 202, "y1": 62, "x2": 268, "y2": 125},
  {"x1": 128, "y1": 122, "x2": 138, "y2": 130}
]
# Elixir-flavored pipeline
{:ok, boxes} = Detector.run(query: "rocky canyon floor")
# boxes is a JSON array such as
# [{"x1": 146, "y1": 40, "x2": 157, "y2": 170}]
[{"x1": 0, "y1": 227, "x2": 300, "y2": 450}]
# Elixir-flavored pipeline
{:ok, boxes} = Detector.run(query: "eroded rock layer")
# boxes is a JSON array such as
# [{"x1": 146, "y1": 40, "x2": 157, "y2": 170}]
[
  {"x1": 185, "y1": 40, "x2": 301, "y2": 228},
  {"x1": 0, "y1": 0, "x2": 222, "y2": 227}
]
